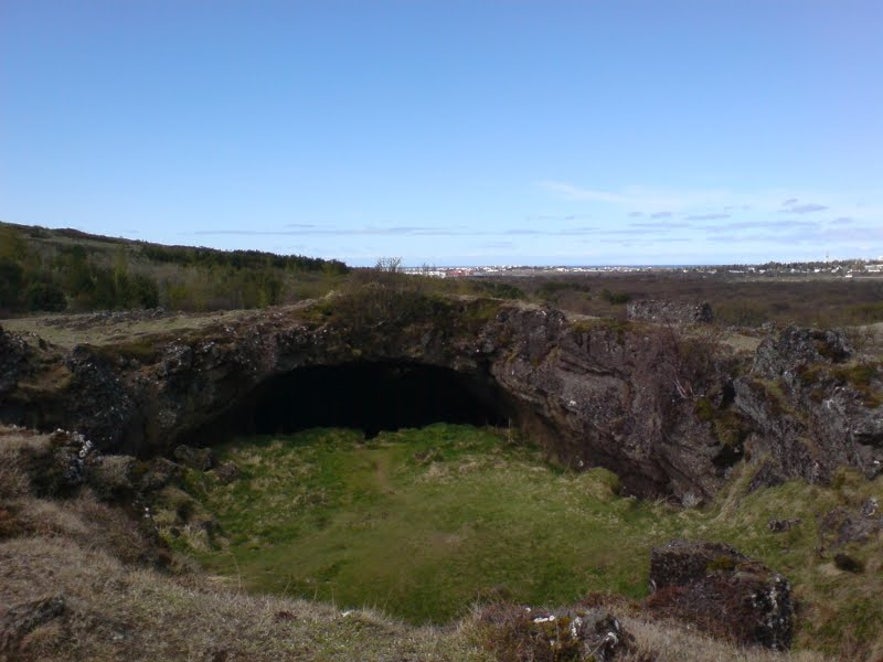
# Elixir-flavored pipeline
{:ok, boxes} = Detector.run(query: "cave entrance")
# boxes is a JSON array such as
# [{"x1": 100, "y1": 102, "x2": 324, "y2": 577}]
[{"x1": 207, "y1": 362, "x2": 513, "y2": 440}]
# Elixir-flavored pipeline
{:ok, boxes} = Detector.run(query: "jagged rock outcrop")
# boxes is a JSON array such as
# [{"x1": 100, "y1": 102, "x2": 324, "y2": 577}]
[
  {"x1": 626, "y1": 299, "x2": 713, "y2": 324},
  {"x1": 646, "y1": 540, "x2": 794, "y2": 650},
  {"x1": 733, "y1": 326, "x2": 883, "y2": 487},
  {"x1": 483, "y1": 307, "x2": 737, "y2": 498},
  {"x1": 0, "y1": 326, "x2": 31, "y2": 397},
  {"x1": 1, "y1": 301, "x2": 881, "y2": 499}
]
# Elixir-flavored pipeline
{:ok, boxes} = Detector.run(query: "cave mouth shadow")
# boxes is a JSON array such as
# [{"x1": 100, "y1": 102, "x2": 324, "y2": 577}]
[{"x1": 200, "y1": 361, "x2": 514, "y2": 441}]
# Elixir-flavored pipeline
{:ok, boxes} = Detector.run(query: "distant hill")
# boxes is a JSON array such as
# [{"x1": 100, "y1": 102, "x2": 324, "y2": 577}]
[{"x1": 0, "y1": 221, "x2": 349, "y2": 315}]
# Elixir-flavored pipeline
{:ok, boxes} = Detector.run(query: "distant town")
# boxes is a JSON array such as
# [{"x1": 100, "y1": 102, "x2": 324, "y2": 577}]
[{"x1": 402, "y1": 259, "x2": 883, "y2": 279}]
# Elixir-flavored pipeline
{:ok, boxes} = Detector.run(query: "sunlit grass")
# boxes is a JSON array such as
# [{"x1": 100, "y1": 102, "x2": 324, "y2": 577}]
[
  {"x1": 185, "y1": 424, "x2": 677, "y2": 623},
  {"x1": 179, "y1": 423, "x2": 883, "y2": 657}
]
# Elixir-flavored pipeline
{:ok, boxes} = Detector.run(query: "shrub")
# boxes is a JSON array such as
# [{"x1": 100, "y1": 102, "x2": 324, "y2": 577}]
[
  {"x1": 0, "y1": 258, "x2": 24, "y2": 310},
  {"x1": 601, "y1": 288, "x2": 631, "y2": 305},
  {"x1": 25, "y1": 281, "x2": 67, "y2": 312}
]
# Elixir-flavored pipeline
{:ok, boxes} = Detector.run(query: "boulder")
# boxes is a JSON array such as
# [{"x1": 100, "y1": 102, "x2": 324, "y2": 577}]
[
  {"x1": 767, "y1": 517, "x2": 801, "y2": 533},
  {"x1": 211, "y1": 460, "x2": 240, "y2": 484},
  {"x1": 751, "y1": 326, "x2": 852, "y2": 378},
  {"x1": 626, "y1": 299, "x2": 713, "y2": 324},
  {"x1": 646, "y1": 540, "x2": 793, "y2": 650},
  {"x1": 0, "y1": 327, "x2": 30, "y2": 396},
  {"x1": 475, "y1": 602, "x2": 634, "y2": 661},
  {"x1": 819, "y1": 504, "x2": 882, "y2": 548},
  {"x1": 173, "y1": 444, "x2": 215, "y2": 471}
]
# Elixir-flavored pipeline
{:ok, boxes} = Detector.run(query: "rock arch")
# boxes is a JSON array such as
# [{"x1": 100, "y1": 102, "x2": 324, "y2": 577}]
[{"x1": 190, "y1": 360, "x2": 515, "y2": 442}]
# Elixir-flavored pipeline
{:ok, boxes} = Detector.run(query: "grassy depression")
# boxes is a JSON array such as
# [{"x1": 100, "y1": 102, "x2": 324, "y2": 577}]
[
  {"x1": 177, "y1": 424, "x2": 670, "y2": 623},
  {"x1": 170, "y1": 423, "x2": 883, "y2": 657}
]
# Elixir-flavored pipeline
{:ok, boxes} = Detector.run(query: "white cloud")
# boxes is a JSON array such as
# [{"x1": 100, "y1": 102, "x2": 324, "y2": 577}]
[
  {"x1": 780, "y1": 203, "x2": 828, "y2": 214},
  {"x1": 536, "y1": 181, "x2": 743, "y2": 212},
  {"x1": 684, "y1": 213, "x2": 731, "y2": 221},
  {"x1": 536, "y1": 181, "x2": 627, "y2": 203}
]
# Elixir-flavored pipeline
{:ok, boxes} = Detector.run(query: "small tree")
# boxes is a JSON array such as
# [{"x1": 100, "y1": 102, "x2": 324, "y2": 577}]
[
  {"x1": 0, "y1": 259, "x2": 24, "y2": 311},
  {"x1": 375, "y1": 256, "x2": 402, "y2": 273},
  {"x1": 26, "y1": 282, "x2": 67, "y2": 312}
]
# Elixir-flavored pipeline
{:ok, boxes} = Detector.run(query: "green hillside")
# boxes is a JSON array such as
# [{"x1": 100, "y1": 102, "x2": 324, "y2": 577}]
[{"x1": 0, "y1": 221, "x2": 349, "y2": 314}]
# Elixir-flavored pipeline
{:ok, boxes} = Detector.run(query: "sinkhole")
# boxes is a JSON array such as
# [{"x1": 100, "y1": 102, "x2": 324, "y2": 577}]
[{"x1": 196, "y1": 361, "x2": 514, "y2": 441}]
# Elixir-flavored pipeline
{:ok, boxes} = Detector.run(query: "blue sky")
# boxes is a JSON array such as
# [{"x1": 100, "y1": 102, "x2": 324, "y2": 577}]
[{"x1": 2, "y1": 1, "x2": 881, "y2": 266}]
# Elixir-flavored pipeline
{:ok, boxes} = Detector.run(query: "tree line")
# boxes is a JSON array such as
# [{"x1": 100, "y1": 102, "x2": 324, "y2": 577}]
[{"x1": 0, "y1": 225, "x2": 349, "y2": 314}]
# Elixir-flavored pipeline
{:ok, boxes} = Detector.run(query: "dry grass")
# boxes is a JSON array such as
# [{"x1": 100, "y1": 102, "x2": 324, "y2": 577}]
[
  {"x1": 618, "y1": 617, "x2": 828, "y2": 662},
  {"x1": 0, "y1": 428, "x2": 481, "y2": 661},
  {"x1": 2, "y1": 427, "x2": 865, "y2": 661},
  {"x1": 2, "y1": 527, "x2": 840, "y2": 662},
  {"x1": 0, "y1": 501, "x2": 489, "y2": 661},
  {"x1": 0, "y1": 297, "x2": 326, "y2": 351},
  {"x1": 0, "y1": 535, "x2": 493, "y2": 661},
  {"x1": 0, "y1": 310, "x2": 239, "y2": 349},
  {"x1": 510, "y1": 271, "x2": 883, "y2": 329},
  {"x1": 0, "y1": 427, "x2": 51, "y2": 499}
]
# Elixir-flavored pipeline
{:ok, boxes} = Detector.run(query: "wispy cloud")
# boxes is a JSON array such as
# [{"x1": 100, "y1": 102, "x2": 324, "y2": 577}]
[
  {"x1": 780, "y1": 198, "x2": 828, "y2": 214},
  {"x1": 782, "y1": 203, "x2": 828, "y2": 214},
  {"x1": 525, "y1": 213, "x2": 592, "y2": 222},
  {"x1": 595, "y1": 228, "x2": 666, "y2": 237},
  {"x1": 190, "y1": 184, "x2": 878, "y2": 267},
  {"x1": 192, "y1": 230, "x2": 300, "y2": 236},
  {"x1": 537, "y1": 182, "x2": 849, "y2": 224},
  {"x1": 816, "y1": 224, "x2": 883, "y2": 242},
  {"x1": 558, "y1": 226, "x2": 598, "y2": 236},
  {"x1": 536, "y1": 180, "x2": 754, "y2": 213},
  {"x1": 630, "y1": 221, "x2": 690, "y2": 230},
  {"x1": 705, "y1": 220, "x2": 818, "y2": 233},
  {"x1": 368, "y1": 225, "x2": 463, "y2": 236},
  {"x1": 684, "y1": 213, "x2": 730, "y2": 221},
  {"x1": 507, "y1": 226, "x2": 598, "y2": 236},
  {"x1": 536, "y1": 180, "x2": 627, "y2": 203},
  {"x1": 194, "y1": 225, "x2": 466, "y2": 237}
]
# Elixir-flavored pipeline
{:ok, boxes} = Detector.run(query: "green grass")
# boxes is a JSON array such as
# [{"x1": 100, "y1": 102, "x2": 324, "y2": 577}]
[
  {"x1": 183, "y1": 424, "x2": 673, "y2": 624},
  {"x1": 176, "y1": 423, "x2": 883, "y2": 657}
]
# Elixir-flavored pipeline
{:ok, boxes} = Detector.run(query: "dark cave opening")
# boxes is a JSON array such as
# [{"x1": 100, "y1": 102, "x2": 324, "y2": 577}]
[{"x1": 196, "y1": 362, "x2": 514, "y2": 441}]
